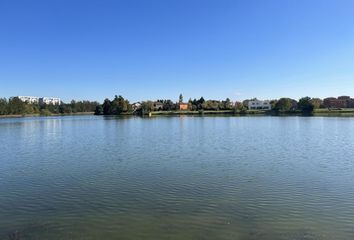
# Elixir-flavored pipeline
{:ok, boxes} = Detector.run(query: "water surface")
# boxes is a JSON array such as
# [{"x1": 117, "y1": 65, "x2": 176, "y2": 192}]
[{"x1": 1, "y1": 116, "x2": 354, "y2": 239}]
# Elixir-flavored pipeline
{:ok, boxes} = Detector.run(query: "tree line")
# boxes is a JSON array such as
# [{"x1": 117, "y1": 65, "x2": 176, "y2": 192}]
[
  {"x1": 0, "y1": 97, "x2": 99, "y2": 115},
  {"x1": 93, "y1": 95, "x2": 320, "y2": 116},
  {"x1": 0, "y1": 95, "x2": 326, "y2": 116},
  {"x1": 93, "y1": 95, "x2": 237, "y2": 115},
  {"x1": 240, "y1": 97, "x2": 318, "y2": 114},
  {"x1": 94, "y1": 95, "x2": 132, "y2": 115}
]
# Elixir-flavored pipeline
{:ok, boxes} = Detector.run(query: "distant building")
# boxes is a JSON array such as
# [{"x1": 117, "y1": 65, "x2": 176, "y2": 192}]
[
  {"x1": 323, "y1": 96, "x2": 353, "y2": 108},
  {"x1": 153, "y1": 102, "x2": 164, "y2": 111},
  {"x1": 132, "y1": 102, "x2": 141, "y2": 111},
  {"x1": 17, "y1": 96, "x2": 40, "y2": 104},
  {"x1": 16, "y1": 96, "x2": 61, "y2": 105},
  {"x1": 338, "y1": 96, "x2": 351, "y2": 100},
  {"x1": 348, "y1": 99, "x2": 354, "y2": 108},
  {"x1": 39, "y1": 97, "x2": 61, "y2": 105},
  {"x1": 179, "y1": 102, "x2": 189, "y2": 110},
  {"x1": 323, "y1": 98, "x2": 338, "y2": 108},
  {"x1": 248, "y1": 99, "x2": 271, "y2": 110}
]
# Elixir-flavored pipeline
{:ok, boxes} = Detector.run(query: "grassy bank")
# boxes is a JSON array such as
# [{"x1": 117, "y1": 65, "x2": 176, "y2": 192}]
[
  {"x1": 314, "y1": 108, "x2": 354, "y2": 116},
  {"x1": 149, "y1": 109, "x2": 354, "y2": 117},
  {"x1": 149, "y1": 110, "x2": 269, "y2": 116},
  {"x1": 3, "y1": 109, "x2": 354, "y2": 119}
]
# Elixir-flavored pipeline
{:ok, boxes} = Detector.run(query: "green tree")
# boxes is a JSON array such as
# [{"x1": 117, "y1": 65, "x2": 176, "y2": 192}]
[
  {"x1": 0, "y1": 98, "x2": 8, "y2": 115},
  {"x1": 230, "y1": 102, "x2": 246, "y2": 114},
  {"x1": 8, "y1": 97, "x2": 26, "y2": 114},
  {"x1": 298, "y1": 97, "x2": 314, "y2": 115},
  {"x1": 141, "y1": 101, "x2": 154, "y2": 114},
  {"x1": 109, "y1": 95, "x2": 131, "y2": 114},
  {"x1": 197, "y1": 97, "x2": 205, "y2": 110},
  {"x1": 222, "y1": 98, "x2": 232, "y2": 110},
  {"x1": 274, "y1": 98, "x2": 293, "y2": 111},
  {"x1": 310, "y1": 98, "x2": 323, "y2": 109},
  {"x1": 179, "y1": 94, "x2": 183, "y2": 103},
  {"x1": 270, "y1": 100, "x2": 278, "y2": 109},
  {"x1": 202, "y1": 100, "x2": 219, "y2": 110},
  {"x1": 70, "y1": 100, "x2": 77, "y2": 113},
  {"x1": 59, "y1": 104, "x2": 72, "y2": 114},
  {"x1": 110, "y1": 95, "x2": 121, "y2": 114},
  {"x1": 94, "y1": 105, "x2": 103, "y2": 115},
  {"x1": 102, "y1": 99, "x2": 111, "y2": 115},
  {"x1": 162, "y1": 100, "x2": 175, "y2": 111},
  {"x1": 100, "y1": 96, "x2": 131, "y2": 115}
]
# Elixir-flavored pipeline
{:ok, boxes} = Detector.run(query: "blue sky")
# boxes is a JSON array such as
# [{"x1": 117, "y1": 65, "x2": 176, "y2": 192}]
[{"x1": 1, "y1": 0, "x2": 354, "y2": 103}]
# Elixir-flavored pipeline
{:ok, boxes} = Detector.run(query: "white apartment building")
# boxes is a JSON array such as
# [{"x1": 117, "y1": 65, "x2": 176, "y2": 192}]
[
  {"x1": 248, "y1": 99, "x2": 271, "y2": 110},
  {"x1": 40, "y1": 97, "x2": 61, "y2": 105},
  {"x1": 18, "y1": 96, "x2": 40, "y2": 104},
  {"x1": 132, "y1": 102, "x2": 141, "y2": 111},
  {"x1": 17, "y1": 96, "x2": 61, "y2": 105}
]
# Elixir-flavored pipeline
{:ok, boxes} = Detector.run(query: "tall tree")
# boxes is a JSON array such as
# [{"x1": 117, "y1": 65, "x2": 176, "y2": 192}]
[
  {"x1": 141, "y1": 101, "x2": 154, "y2": 113},
  {"x1": 298, "y1": 97, "x2": 314, "y2": 115},
  {"x1": 0, "y1": 98, "x2": 8, "y2": 115},
  {"x1": 8, "y1": 97, "x2": 26, "y2": 114},
  {"x1": 102, "y1": 99, "x2": 111, "y2": 115},
  {"x1": 179, "y1": 94, "x2": 183, "y2": 103},
  {"x1": 223, "y1": 98, "x2": 232, "y2": 110}
]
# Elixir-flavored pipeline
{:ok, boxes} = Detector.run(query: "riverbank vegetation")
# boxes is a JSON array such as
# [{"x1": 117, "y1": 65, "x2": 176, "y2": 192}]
[
  {"x1": 95, "y1": 94, "x2": 354, "y2": 117},
  {"x1": 93, "y1": 95, "x2": 323, "y2": 116},
  {"x1": 94, "y1": 95, "x2": 132, "y2": 115},
  {"x1": 3, "y1": 95, "x2": 354, "y2": 118},
  {"x1": 0, "y1": 97, "x2": 99, "y2": 116}
]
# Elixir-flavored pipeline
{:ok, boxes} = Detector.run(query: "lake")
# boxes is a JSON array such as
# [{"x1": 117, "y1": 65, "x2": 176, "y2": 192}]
[{"x1": 0, "y1": 116, "x2": 354, "y2": 240}]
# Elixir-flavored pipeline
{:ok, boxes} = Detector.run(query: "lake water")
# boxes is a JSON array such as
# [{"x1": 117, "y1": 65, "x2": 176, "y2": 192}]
[{"x1": 0, "y1": 116, "x2": 354, "y2": 240}]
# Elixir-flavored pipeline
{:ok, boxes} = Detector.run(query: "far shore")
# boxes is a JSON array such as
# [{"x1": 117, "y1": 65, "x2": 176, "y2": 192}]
[
  {"x1": 2, "y1": 108, "x2": 354, "y2": 119},
  {"x1": 147, "y1": 108, "x2": 354, "y2": 116}
]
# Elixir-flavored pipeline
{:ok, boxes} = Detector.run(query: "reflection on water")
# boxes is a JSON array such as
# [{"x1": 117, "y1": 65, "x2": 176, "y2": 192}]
[{"x1": 1, "y1": 116, "x2": 354, "y2": 240}]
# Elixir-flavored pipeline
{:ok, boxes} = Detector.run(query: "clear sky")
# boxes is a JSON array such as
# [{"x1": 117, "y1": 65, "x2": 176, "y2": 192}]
[{"x1": 1, "y1": 0, "x2": 354, "y2": 103}]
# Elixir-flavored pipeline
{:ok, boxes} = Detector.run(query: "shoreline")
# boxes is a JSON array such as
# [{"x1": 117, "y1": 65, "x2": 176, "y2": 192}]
[
  {"x1": 0, "y1": 112, "x2": 94, "y2": 119},
  {"x1": 147, "y1": 109, "x2": 354, "y2": 116},
  {"x1": 2, "y1": 109, "x2": 354, "y2": 119}
]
